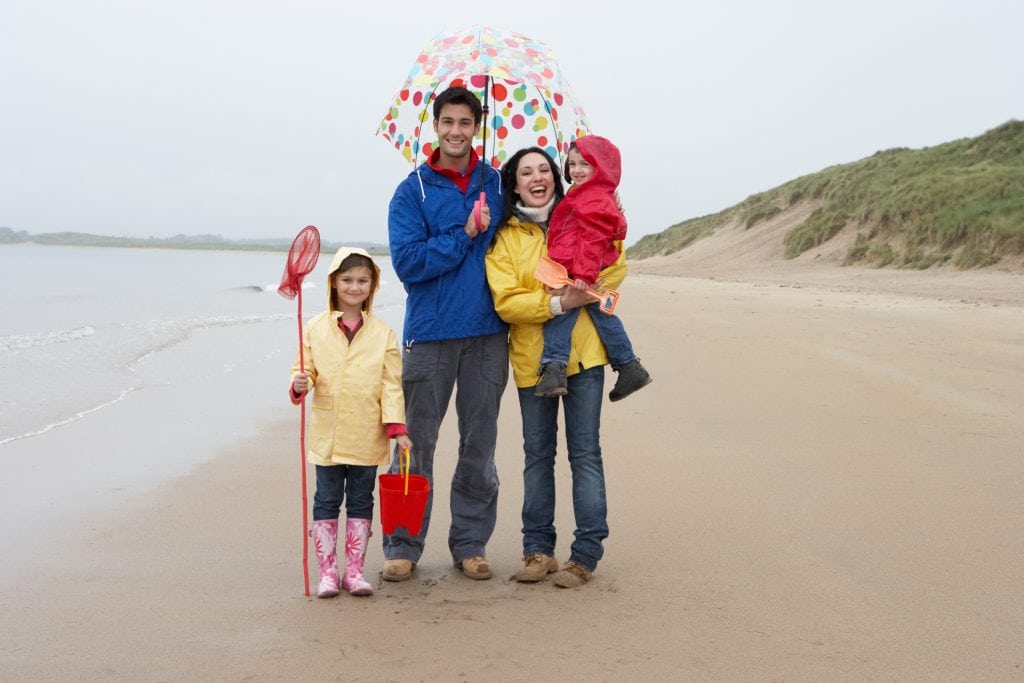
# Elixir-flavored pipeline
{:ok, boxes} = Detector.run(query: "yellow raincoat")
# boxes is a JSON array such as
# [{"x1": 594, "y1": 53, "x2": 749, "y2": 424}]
[
  {"x1": 290, "y1": 247, "x2": 404, "y2": 466},
  {"x1": 485, "y1": 215, "x2": 627, "y2": 389}
]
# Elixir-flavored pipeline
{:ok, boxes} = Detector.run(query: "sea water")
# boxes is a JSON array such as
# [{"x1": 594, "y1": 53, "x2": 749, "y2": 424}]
[
  {"x1": 0, "y1": 244, "x2": 404, "y2": 444},
  {"x1": 0, "y1": 244, "x2": 405, "y2": 577}
]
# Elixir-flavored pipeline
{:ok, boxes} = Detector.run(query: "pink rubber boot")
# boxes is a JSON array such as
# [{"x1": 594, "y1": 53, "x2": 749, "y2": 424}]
[
  {"x1": 341, "y1": 518, "x2": 374, "y2": 596},
  {"x1": 311, "y1": 519, "x2": 340, "y2": 598}
]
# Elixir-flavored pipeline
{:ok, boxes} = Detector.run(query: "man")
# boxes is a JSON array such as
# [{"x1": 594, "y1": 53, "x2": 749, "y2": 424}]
[{"x1": 384, "y1": 85, "x2": 507, "y2": 581}]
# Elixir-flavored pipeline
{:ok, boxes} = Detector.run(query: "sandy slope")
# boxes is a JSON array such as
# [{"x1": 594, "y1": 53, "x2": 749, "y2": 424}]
[{"x1": 2, "y1": 263, "x2": 1022, "y2": 680}]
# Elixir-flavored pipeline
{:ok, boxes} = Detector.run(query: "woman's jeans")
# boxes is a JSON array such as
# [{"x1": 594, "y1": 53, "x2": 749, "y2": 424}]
[
  {"x1": 313, "y1": 464, "x2": 378, "y2": 520},
  {"x1": 516, "y1": 365, "x2": 608, "y2": 571},
  {"x1": 541, "y1": 303, "x2": 634, "y2": 369}
]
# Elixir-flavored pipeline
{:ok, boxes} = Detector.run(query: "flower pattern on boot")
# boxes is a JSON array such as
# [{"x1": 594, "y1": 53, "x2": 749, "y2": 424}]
[
  {"x1": 341, "y1": 518, "x2": 373, "y2": 596},
  {"x1": 311, "y1": 519, "x2": 340, "y2": 598}
]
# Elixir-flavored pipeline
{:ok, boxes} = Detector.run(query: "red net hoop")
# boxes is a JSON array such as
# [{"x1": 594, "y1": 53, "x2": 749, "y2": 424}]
[{"x1": 277, "y1": 225, "x2": 321, "y2": 299}]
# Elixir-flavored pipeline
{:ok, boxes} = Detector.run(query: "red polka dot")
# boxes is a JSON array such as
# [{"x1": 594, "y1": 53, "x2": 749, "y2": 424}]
[
  {"x1": 470, "y1": 75, "x2": 487, "y2": 88},
  {"x1": 496, "y1": 126, "x2": 509, "y2": 139},
  {"x1": 492, "y1": 83, "x2": 507, "y2": 100},
  {"x1": 537, "y1": 136, "x2": 548, "y2": 146},
  {"x1": 511, "y1": 114, "x2": 525, "y2": 129},
  {"x1": 400, "y1": 90, "x2": 409, "y2": 101},
  {"x1": 413, "y1": 91, "x2": 423, "y2": 106}
]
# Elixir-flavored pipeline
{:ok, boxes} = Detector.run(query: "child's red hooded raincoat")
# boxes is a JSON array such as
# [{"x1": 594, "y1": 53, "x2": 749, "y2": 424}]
[{"x1": 546, "y1": 135, "x2": 628, "y2": 284}]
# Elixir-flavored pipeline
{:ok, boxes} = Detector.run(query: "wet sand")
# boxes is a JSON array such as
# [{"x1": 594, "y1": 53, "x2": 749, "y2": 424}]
[{"x1": 2, "y1": 266, "x2": 1023, "y2": 680}]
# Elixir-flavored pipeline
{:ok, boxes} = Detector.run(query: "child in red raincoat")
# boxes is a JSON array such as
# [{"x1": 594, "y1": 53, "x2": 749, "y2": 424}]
[{"x1": 534, "y1": 135, "x2": 652, "y2": 402}]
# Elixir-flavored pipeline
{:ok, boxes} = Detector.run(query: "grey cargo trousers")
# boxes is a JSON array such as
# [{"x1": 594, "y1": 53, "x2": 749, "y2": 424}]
[{"x1": 382, "y1": 332, "x2": 508, "y2": 565}]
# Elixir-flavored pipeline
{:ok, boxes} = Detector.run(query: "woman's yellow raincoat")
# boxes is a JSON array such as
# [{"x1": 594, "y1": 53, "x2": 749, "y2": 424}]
[{"x1": 485, "y1": 215, "x2": 627, "y2": 389}]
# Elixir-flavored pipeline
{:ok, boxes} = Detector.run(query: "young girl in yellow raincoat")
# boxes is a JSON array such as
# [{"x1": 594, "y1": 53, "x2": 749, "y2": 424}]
[{"x1": 289, "y1": 247, "x2": 412, "y2": 598}]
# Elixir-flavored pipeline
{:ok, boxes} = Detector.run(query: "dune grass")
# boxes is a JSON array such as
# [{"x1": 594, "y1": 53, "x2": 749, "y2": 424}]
[{"x1": 629, "y1": 120, "x2": 1024, "y2": 269}]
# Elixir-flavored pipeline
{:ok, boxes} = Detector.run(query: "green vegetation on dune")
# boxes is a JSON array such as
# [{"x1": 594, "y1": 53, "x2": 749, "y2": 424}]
[
  {"x1": 624, "y1": 212, "x2": 722, "y2": 257},
  {"x1": 629, "y1": 120, "x2": 1024, "y2": 269}
]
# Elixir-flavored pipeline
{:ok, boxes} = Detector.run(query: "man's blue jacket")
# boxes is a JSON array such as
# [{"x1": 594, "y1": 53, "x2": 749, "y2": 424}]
[{"x1": 387, "y1": 160, "x2": 506, "y2": 346}]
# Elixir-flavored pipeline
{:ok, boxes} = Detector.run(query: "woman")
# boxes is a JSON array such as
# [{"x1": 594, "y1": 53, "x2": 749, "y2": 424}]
[{"x1": 485, "y1": 147, "x2": 627, "y2": 588}]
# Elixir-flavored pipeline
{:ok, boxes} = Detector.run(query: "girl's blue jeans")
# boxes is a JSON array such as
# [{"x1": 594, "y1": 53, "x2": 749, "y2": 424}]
[
  {"x1": 313, "y1": 463, "x2": 378, "y2": 520},
  {"x1": 541, "y1": 303, "x2": 634, "y2": 369}
]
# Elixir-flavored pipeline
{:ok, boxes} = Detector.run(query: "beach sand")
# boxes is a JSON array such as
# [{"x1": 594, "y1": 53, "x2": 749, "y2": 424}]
[{"x1": 2, "y1": 261, "x2": 1023, "y2": 680}]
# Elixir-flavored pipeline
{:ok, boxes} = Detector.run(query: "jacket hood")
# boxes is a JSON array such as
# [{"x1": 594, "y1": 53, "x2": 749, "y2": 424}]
[
  {"x1": 574, "y1": 135, "x2": 621, "y2": 190},
  {"x1": 326, "y1": 246, "x2": 381, "y2": 315}
]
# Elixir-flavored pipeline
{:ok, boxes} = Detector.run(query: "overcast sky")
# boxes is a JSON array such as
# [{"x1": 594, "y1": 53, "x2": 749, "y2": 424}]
[{"x1": 2, "y1": 0, "x2": 1022, "y2": 246}]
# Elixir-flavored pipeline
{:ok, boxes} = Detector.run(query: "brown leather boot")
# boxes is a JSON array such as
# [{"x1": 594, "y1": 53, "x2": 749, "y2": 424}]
[{"x1": 514, "y1": 553, "x2": 560, "y2": 582}]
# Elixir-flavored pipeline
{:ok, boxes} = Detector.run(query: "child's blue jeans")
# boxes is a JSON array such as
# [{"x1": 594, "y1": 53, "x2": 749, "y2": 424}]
[
  {"x1": 541, "y1": 301, "x2": 634, "y2": 370},
  {"x1": 313, "y1": 463, "x2": 378, "y2": 520}
]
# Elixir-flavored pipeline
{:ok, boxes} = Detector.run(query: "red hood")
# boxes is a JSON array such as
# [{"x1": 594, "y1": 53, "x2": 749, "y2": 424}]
[
  {"x1": 545, "y1": 134, "x2": 627, "y2": 283},
  {"x1": 574, "y1": 135, "x2": 621, "y2": 190}
]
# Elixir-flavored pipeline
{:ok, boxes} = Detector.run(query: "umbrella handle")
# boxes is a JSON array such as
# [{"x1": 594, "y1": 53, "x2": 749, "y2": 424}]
[{"x1": 473, "y1": 192, "x2": 487, "y2": 231}]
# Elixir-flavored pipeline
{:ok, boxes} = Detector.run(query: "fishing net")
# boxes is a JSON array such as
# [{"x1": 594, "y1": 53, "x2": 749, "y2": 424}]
[
  {"x1": 278, "y1": 224, "x2": 321, "y2": 597},
  {"x1": 277, "y1": 225, "x2": 321, "y2": 299}
]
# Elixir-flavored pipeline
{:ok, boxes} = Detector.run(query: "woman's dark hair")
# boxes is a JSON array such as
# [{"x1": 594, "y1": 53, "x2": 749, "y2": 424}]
[{"x1": 499, "y1": 147, "x2": 566, "y2": 226}]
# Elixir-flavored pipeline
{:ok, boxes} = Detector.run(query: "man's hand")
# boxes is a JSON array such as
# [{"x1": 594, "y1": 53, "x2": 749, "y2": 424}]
[{"x1": 464, "y1": 201, "x2": 490, "y2": 238}]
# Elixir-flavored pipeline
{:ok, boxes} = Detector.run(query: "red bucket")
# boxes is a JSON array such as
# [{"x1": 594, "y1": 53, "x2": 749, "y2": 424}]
[{"x1": 379, "y1": 449, "x2": 430, "y2": 536}]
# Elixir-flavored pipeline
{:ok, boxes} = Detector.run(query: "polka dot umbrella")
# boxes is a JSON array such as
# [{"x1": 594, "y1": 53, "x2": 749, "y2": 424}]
[{"x1": 378, "y1": 25, "x2": 590, "y2": 172}]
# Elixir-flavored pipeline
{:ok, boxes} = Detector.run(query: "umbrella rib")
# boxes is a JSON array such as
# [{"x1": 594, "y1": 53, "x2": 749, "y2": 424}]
[
  {"x1": 412, "y1": 83, "x2": 443, "y2": 169},
  {"x1": 535, "y1": 84, "x2": 569, "y2": 168}
]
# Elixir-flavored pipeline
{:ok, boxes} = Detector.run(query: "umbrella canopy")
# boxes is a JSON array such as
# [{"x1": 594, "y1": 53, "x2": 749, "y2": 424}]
[{"x1": 378, "y1": 25, "x2": 590, "y2": 169}]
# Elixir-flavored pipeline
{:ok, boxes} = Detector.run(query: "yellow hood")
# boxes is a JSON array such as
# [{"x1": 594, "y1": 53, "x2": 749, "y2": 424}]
[{"x1": 326, "y1": 246, "x2": 381, "y2": 315}]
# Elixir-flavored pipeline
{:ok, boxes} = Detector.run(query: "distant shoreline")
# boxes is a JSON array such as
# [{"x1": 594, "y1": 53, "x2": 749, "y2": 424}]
[{"x1": 0, "y1": 229, "x2": 389, "y2": 256}]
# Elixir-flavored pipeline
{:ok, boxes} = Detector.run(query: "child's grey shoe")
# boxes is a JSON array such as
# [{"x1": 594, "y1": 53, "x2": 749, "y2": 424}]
[
  {"x1": 609, "y1": 359, "x2": 652, "y2": 402},
  {"x1": 534, "y1": 363, "x2": 568, "y2": 398}
]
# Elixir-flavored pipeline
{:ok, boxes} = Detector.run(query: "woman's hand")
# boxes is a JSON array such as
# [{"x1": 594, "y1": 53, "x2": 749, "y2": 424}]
[
  {"x1": 557, "y1": 281, "x2": 594, "y2": 310},
  {"x1": 396, "y1": 434, "x2": 413, "y2": 453},
  {"x1": 291, "y1": 371, "x2": 309, "y2": 395}
]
